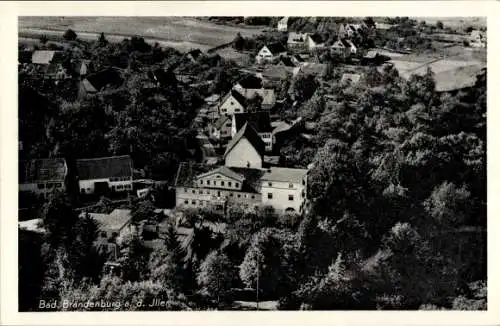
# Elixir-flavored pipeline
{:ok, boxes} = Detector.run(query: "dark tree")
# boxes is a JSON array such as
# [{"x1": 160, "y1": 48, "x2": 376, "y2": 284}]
[{"x1": 63, "y1": 29, "x2": 78, "y2": 41}]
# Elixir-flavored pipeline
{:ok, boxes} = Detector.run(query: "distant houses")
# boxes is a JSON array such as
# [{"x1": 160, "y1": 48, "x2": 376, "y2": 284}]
[{"x1": 256, "y1": 43, "x2": 287, "y2": 64}]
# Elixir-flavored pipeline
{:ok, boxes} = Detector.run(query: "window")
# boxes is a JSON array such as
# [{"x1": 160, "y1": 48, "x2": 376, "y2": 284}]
[
  {"x1": 192, "y1": 189, "x2": 195, "y2": 194},
  {"x1": 222, "y1": 109, "x2": 227, "y2": 113},
  {"x1": 268, "y1": 193, "x2": 273, "y2": 199},
  {"x1": 226, "y1": 123, "x2": 232, "y2": 127},
  {"x1": 184, "y1": 200, "x2": 189, "y2": 205},
  {"x1": 207, "y1": 180, "x2": 211, "y2": 185},
  {"x1": 237, "y1": 194, "x2": 241, "y2": 198},
  {"x1": 228, "y1": 181, "x2": 232, "y2": 187},
  {"x1": 235, "y1": 109, "x2": 241, "y2": 113},
  {"x1": 230, "y1": 101, "x2": 234, "y2": 105},
  {"x1": 184, "y1": 188, "x2": 188, "y2": 193},
  {"x1": 216, "y1": 175, "x2": 221, "y2": 178},
  {"x1": 302, "y1": 179, "x2": 306, "y2": 186},
  {"x1": 37, "y1": 183, "x2": 45, "y2": 189},
  {"x1": 229, "y1": 193, "x2": 234, "y2": 197},
  {"x1": 46, "y1": 183, "x2": 54, "y2": 189},
  {"x1": 289, "y1": 183, "x2": 294, "y2": 189},
  {"x1": 117, "y1": 185, "x2": 123, "y2": 190},
  {"x1": 289, "y1": 195, "x2": 294, "y2": 201},
  {"x1": 192, "y1": 200, "x2": 196, "y2": 205},
  {"x1": 221, "y1": 181, "x2": 225, "y2": 186},
  {"x1": 87, "y1": 188, "x2": 91, "y2": 192},
  {"x1": 200, "y1": 180, "x2": 203, "y2": 185},
  {"x1": 268, "y1": 182, "x2": 273, "y2": 187},
  {"x1": 235, "y1": 183, "x2": 240, "y2": 188},
  {"x1": 55, "y1": 183, "x2": 62, "y2": 188},
  {"x1": 214, "y1": 181, "x2": 217, "y2": 186},
  {"x1": 251, "y1": 195, "x2": 255, "y2": 199},
  {"x1": 199, "y1": 190, "x2": 203, "y2": 194},
  {"x1": 217, "y1": 191, "x2": 221, "y2": 197}
]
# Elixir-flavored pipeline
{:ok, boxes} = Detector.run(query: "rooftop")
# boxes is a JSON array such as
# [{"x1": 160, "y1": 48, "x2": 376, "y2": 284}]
[
  {"x1": 18, "y1": 218, "x2": 46, "y2": 234},
  {"x1": 224, "y1": 122, "x2": 266, "y2": 159},
  {"x1": 237, "y1": 75, "x2": 264, "y2": 89},
  {"x1": 341, "y1": 73, "x2": 362, "y2": 84},
  {"x1": 82, "y1": 209, "x2": 133, "y2": 232},
  {"x1": 265, "y1": 42, "x2": 287, "y2": 55},
  {"x1": 19, "y1": 158, "x2": 67, "y2": 183},
  {"x1": 82, "y1": 68, "x2": 123, "y2": 93},
  {"x1": 76, "y1": 155, "x2": 133, "y2": 180},
  {"x1": 175, "y1": 162, "x2": 265, "y2": 194},
  {"x1": 197, "y1": 166, "x2": 246, "y2": 183},
  {"x1": 261, "y1": 167, "x2": 308, "y2": 184},
  {"x1": 31, "y1": 50, "x2": 62, "y2": 65},
  {"x1": 234, "y1": 111, "x2": 272, "y2": 133}
]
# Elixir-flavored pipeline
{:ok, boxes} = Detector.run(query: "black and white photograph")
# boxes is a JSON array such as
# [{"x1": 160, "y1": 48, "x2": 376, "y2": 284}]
[{"x1": 12, "y1": 11, "x2": 488, "y2": 314}]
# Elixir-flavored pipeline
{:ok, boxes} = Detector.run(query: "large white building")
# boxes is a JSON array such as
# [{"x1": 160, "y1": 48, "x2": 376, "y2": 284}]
[
  {"x1": 175, "y1": 122, "x2": 309, "y2": 214},
  {"x1": 76, "y1": 155, "x2": 133, "y2": 195}
]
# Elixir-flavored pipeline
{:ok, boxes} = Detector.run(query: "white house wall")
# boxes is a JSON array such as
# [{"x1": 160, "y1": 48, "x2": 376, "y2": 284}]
[
  {"x1": 225, "y1": 138, "x2": 262, "y2": 169},
  {"x1": 79, "y1": 178, "x2": 133, "y2": 194}
]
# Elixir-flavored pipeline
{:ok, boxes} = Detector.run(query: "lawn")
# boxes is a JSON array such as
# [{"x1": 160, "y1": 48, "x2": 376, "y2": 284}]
[{"x1": 19, "y1": 17, "x2": 264, "y2": 49}]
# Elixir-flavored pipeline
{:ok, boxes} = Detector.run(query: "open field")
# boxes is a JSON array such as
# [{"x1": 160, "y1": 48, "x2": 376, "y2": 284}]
[
  {"x1": 412, "y1": 17, "x2": 486, "y2": 30},
  {"x1": 19, "y1": 17, "x2": 265, "y2": 52}
]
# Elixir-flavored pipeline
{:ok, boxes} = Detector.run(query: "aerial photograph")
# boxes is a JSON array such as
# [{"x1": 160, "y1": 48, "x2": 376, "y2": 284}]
[{"x1": 18, "y1": 16, "x2": 486, "y2": 311}]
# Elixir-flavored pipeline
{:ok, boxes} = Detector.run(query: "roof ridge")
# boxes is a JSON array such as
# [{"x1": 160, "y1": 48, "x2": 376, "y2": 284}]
[{"x1": 76, "y1": 155, "x2": 131, "y2": 161}]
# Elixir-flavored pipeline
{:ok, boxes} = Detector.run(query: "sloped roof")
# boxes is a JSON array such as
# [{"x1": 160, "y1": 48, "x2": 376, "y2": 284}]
[
  {"x1": 84, "y1": 209, "x2": 132, "y2": 232},
  {"x1": 261, "y1": 167, "x2": 308, "y2": 183},
  {"x1": 265, "y1": 42, "x2": 287, "y2": 55},
  {"x1": 31, "y1": 50, "x2": 62, "y2": 65},
  {"x1": 278, "y1": 56, "x2": 295, "y2": 67},
  {"x1": 224, "y1": 122, "x2": 265, "y2": 159},
  {"x1": 341, "y1": 73, "x2": 362, "y2": 84},
  {"x1": 83, "y1": 68, "x2": 123, "y2": 93},
  {"x1": 237, "y1": 75, "x2": 263, "y2": 89},
  {"x1": 77, "y1": 155, "x2": 133, "y2": 180},
  {"x1": 196, "y1": 166, "x2": 245, "y2": 183},
  {"x1": 221, "y1": 89, "x2": 248, "y2": 108},
  {"x1": 279, "y1": 17, "x2": 289, "y2": 24},
  {"x1": 332, "y1": 39, "x2": 351, "y2": 48},
  {"x1": 213, "y1": 115, "x2": 231, "y2": 129},
  {"x1": 19, "y1": 158, "x2": 67, "y2": 183},
  {"x1": 308, "y1": 34, "x2": 325, "y2": 44},
  {"x1": 174, "y1": 162, "x2": 264, "y2": 194},
  {"x1": 204, "y1": 94, "x2": 220, "y2": 103},
  {"x1": 234, "y1": 111, "x2": 272, "y2": 133}
]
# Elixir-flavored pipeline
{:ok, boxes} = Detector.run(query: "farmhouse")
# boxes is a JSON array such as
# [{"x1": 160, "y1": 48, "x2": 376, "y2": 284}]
[
  {"x1": 231, "y1": 111, "x2": 273, "y2": 152},
  {"x1": 256, "y1": 43, "x2": 287, "y2": 64},
  {"x1": 278, "y1": 17, "x2": 289, "y2": 32},
  {"x1": 76, "y1": 155, "x2": 133, "y2": 195},
  {"x1": 19, "y1": 158, "x2": 68, "y2": 197}
]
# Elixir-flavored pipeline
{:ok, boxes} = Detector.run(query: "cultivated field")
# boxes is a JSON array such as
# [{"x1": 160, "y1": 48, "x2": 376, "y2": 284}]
[
  {"x1": 19, "y1": 17, "x2": 265, "y2": 52},
  {"x1": 413, "y1": 17, "x2": 486, "y2": 30}
]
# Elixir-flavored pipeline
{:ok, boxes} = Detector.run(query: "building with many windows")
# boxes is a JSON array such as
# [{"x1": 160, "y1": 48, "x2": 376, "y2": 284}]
[{"x1": 175, "y1": 124, "x2": 309, "y2": 213}]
